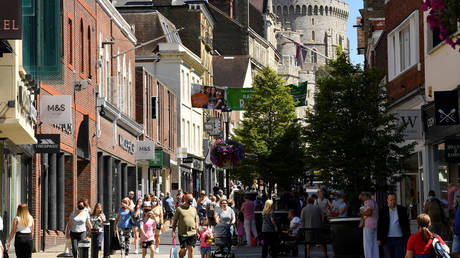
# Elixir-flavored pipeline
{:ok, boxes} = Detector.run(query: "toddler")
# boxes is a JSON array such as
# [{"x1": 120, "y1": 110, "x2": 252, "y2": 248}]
[{"x1": 199, "y1": 217, "x2": 213, "y2": 258}]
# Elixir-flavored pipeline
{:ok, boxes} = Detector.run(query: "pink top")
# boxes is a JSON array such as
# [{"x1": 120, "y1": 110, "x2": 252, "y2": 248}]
[
  {"x1": 241, "y1": 200, "x2": 255, "y2": 220},
  {"x1": 140, "y1": 218, "x2": 156, "y2": 242},
  {"x1": 199, "y1": 228, "x2": 212, "y2": 247},
  {"x1": 364, "y1": 199, "x2": 378, "y2": 229}
]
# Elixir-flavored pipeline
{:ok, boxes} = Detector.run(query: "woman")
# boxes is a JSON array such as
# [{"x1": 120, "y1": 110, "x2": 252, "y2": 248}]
[
  {"x1": 214, "y1": 199, "x2": 236, "y2": 225},
  {"x1": 144, "y1": 194, "x2": 152, "y2": 209},
  {"x1": 132, "y1": 198, "x2": 144, "y2": 254},
  {"x1": 90, "y1": 203, "x2": 106, "y2": 253},
  {"x1": 140, "y1": 208, "x2": 156, "y2": 258},
  {"x1": 0, "y1": 215, "x2": 3, "y2": 258},
  {"x1": 261, "y1": 200, "x2": 278, "y2": 258},
  {"x1": 83, "y1": 198, "x2": 92, "y2": 214},
  {"x1": 406, "y1": 213, "x2": 450, "y2": 257},
  {"x1": 359, "y1": 192, "x2": 379, "y2": 258},
  {"x1": 151, "y1": 196, "x2": 164, "y2": 254},
  {"x1": 115, "y1": 198, "x2": 134, "y2": 257},
  {"x1": 6, "y1": 204, "x2": 34, "y2": 258},
  {"x1": 66, "y1": 200, "x2": 92, "y2": 258}
]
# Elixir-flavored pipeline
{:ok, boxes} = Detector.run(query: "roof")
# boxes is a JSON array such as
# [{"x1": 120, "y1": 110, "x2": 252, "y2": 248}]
[
  {"x1": 250, "y1": 0, "x2": 265, "y2": 13},
  {"x1": 112, "y1": 0, "x2": 153, "y2": 7},
  {"x1": 213, "y1": 56, "x2": 250, "y2": 88}
]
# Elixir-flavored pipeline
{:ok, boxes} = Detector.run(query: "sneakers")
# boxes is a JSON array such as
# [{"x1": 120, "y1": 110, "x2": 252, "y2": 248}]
[
  {"x1": 134, "y1": 249, "x2": 139, "y2": 254},
  {"x1": 155, "y1": 247, "x2": 159, "y2": 253}
]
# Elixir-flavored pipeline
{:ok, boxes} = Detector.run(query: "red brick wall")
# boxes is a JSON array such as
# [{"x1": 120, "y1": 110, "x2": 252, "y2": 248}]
[{"x1": 385, "y1": 0, "x2": 424, "y2": 101}]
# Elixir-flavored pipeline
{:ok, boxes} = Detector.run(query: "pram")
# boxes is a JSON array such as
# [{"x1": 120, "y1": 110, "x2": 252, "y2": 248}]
[
  {"x1": 278, "y1": 230, "x2": 299, "y2": 256},
  {"x1": 211, "y1": 222, "x2": 235, "y2": 258}
]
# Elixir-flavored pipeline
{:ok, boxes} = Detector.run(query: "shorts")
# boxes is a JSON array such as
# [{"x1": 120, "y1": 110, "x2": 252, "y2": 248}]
[
  {"x1": 452, "y1": 235, "x2": 460, "y2": 253},
  {"x1": 142, "y1": 240, "x2": 154, "y2": 249},
  {"x1": 164, "y1": 211, "x2": 174, "y2": 220},
  {"x1": 178, "y1": 235, "x2": 197, "y2": 249},
  {"x1": 200, "y1": 246, "x2": 211, "y2": 255}
]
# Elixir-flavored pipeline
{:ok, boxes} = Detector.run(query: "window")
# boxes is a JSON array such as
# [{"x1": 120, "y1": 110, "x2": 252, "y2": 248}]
[
  {"x1": 80, "y1": 18, "x2": 84, "y2": 75},
  {"x1": 87, "y1": 25, "x2": 91, "y2": 78},
  {"x1": 312, "y1": 18, "x2": 315, "y2": 25},
  {"x1": 314, "y1": 6, "x2": 318, "y2": 15},
  {"x1": 312, "y1": 31, "x2": 315, "y2": 41},
  {"x1": 68, "y1": 17, "x2": 73, "y2": 66},
  {"x1": 311, "y1": 49, "x2": 317, "y2": 63},
  {"x1": 387, "y1": 10, "x2": 419, "y2": 81}
]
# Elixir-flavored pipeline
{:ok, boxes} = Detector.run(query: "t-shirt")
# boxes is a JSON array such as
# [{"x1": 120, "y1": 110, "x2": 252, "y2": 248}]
[
  {"x1": 198, "y1": 198, "x2": 211, "y2": 212},
  {"x1": 152, "y1": 205, "x2": 163, "y2": 224},
  {"x1": 173, "y1": 206, "x2": 197, "y2": 237},
  {"x1": 407, "y1": 232, "x2": 445, "y2": 255},
  {"x1": 300, "y1": 204, "x2": 323, "y2": 229},
  {"x1": 290, "y1": 217, "x2": 301, "y2": 236},
  {"x1": 364, "y1": 199, "x2": 378, "y2": 229},
  {"x1": 163, "y1": 197, "x2": 174, "y2": 212},
  {"x1": 117, "y1": 208, "x2": 133, "y2": 229},
  {"x1": 241, "y1": 200, "x2": 255, "y2": 220},
  {"x1": 262, "y1": 213, "x2": 276, "y2": 233},
  {"x1": 215, "y1": 207, "x2": 235, "y2": 224},
  {"x1": 315, "y1": 198, "x2": 329, "y2": 215},
  {"x1": 199, "y1": 228, "x2": 212, "y2": 247},
  {"x1": 140, "y1": 218, "x2": 156, "y2": 242},
  {"x1": 70, "y1": 211, "x2": 90, "y2": 233},
  {"x1": 333, "y1": 199, "x2": 347, "y2": 218},
  {"x1": 90, "y1": 213, "x2": 106, "y2": 231}
]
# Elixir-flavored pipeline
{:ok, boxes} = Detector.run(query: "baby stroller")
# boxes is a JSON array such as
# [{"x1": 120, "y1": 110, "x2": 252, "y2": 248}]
[{"x1": 211, "y1": 222, "x2": 235, "y2": 258}]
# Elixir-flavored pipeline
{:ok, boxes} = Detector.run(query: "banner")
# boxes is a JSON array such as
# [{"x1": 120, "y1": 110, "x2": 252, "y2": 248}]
[
  {"x1": 191, "y1": 84, "x2": 226, "y2": 109},
  {"x1": 445, "y1": 139, "x2": 460, "y2": 163},
  {"x1": 40, "y1": 95, "x2": 72, "y2": 124},
  {"x1": 288, "y1": 81, "x2": 308, "y2": 107},
  {"x1": 177, "y1": 147, "x2": 187, "y2": 158},
  {"x1": 0, "y1": 0, "x2": 22, "y2": 39},
  {"x1": 227, "y1": 88, "x2": 256, "y2": 111},
  {"x1": 135, "y1": 140, "x2": 155, "y2": 160},
  {"x1": 434, "y1": 90, "x2": 459, "y2": 126},
  {"x1": 149, "y1": 150, "x2": 163, "y2": 167},
  {"x1": 35, "y1": 134, "x2": 60, "y2": 153},
  {"x1": 396, "y1": 109, "x2": 422, "y2": 140}
]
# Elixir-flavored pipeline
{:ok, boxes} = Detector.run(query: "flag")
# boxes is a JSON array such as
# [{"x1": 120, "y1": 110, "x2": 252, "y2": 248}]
[{"x1": 294, "y1": 41, "x2": 306, "y2": 68}]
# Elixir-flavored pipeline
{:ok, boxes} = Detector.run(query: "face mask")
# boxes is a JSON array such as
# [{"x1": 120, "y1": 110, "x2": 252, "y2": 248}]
[
  {"x1": 188, "y1": 200, "x2": 193, "y2": 205},
  {"x1": 78, "y1": 205, "x2": 85, "y2": 210},
  {"x1": 152, "y1": 201, "x2": 158, "y2": 206}
]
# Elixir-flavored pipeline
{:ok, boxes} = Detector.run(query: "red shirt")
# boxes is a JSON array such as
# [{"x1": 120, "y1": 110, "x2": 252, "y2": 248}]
[{"x1": 406, "y1": 232, "x2": 446, "y2": 255}]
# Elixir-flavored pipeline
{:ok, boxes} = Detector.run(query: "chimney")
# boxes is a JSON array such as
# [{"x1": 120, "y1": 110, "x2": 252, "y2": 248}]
[{"x1": 234, "y1": 0, "x2": 249, "y2": 27}]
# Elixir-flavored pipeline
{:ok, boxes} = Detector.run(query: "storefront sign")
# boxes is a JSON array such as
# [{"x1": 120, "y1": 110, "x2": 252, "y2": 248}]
[
  {"x1": 135, "y1": 140, "x2": 155, "y2": 160},
  {"x1": 0, "y1": 0, "x2": 22, "y2": 39},
  {"x1": 40, "y1": 95, "x2": 72, "y2": 124},
  {"x1": 191, "y1": 84, "x2": 226, "y2": 110},
  {"x1": 227, "y1": 88, "x2": 256, "y2": 111},
  {"x1": 35, "y1": 134, "x2": 60, "y2": 153},
  {"x1": 396, "y1": 109, "x2": 422, "y2": 140},
  {"x1": 177, "y1": 147, "x2": 187, "y2": 158},
  {"x1": 445, "y1": 139, "x2": 460, "y2": 163},
  {"x1": 434, "y1": 90, "x2": 459, "y2": 126},
  {"x1": 182, "y1": 157, "x2": 193, "y2": 163},
  {"x1": 149, "y1": 150, "x2": 163, "y2": 167},
  {"x1": 204, "y1": 117, "x2": 222, "y2": 136},
  {"x1": 193, "y1": 158, "x2": 203, "y2": 170},
  {"x1": 119, "y1": 135, "x2": 135, "y2": 154}
]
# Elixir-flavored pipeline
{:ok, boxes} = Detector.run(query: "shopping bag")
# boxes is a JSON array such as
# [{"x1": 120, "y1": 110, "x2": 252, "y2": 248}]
[
  {"x1": 169, "y1": 237, "x2": 178, "y2": 258},
  {"x1": 110, "y1": 230, "x2": 122, "y2": 250}
]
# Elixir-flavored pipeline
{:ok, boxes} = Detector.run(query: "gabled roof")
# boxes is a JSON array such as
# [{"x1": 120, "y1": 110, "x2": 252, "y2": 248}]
[{"x1": 213, "y1": 56, "x2": 250, "y2": 88}]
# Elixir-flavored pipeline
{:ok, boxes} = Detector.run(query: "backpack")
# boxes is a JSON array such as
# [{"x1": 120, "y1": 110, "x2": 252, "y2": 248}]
[{"x1": 431, "y1": 233, "x2": 450, "y2": 258}]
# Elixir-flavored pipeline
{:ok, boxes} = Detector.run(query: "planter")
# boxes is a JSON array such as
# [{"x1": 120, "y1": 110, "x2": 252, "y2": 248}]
[{"x1": 329, "y1": 217, "x2": 364, "y2": 258}]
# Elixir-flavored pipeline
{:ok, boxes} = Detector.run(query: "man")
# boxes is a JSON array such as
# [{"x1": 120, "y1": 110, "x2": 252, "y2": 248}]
[
  {"x1": 206, "y1": 195, "x2": 217, "y2": 226},
  {"x1": 163, "y1": 192, "x2": 175, "y2": 225},
  {"x1": 197, "y1": 190, "x2": 211, "y2": 218},
  {"x1": 331, "y1": 193, "x2": 347, "y2": 218},
  {"x1": 128, "y1": 191, "x2": 136, "y2": 209},
  {"x1": 172, "y1": 194, "x2": 198, "y2": 258},
  {"x1": 241, "y1": 195, "x2": 258, "y2": 246},
  {"x1": 286, "y1": 189, "x2": 302, "y2": 216},
  {"x1": 359, "y1": 192, "x2": 379, "y2": 258},
  {"x1": 218, "y1": 189, "x2": 227, "y2": 200},
  {"x1": 377, "y1": 193, "x2": 410, "y2": 258},
  {"x1": 424, "y1": 190, "x2": 449, "y2": 239},
  {"x1": 287, "y1": 209, "x2": 301, "y2": 237},
  {"x1": 300, "y1": 198, "x2": 328, "y2": 258}
]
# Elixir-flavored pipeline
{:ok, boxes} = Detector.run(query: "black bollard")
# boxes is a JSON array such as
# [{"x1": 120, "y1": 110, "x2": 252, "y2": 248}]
[
  {"x1": 91, "y1": 228, "x2": 99, "y2": 258},
  {"x1": 109, "y1": 218, "x2": 116, "y2": 255},
  {"x1": 78, "y1": 239, "x2": 90, "y2": 258},
  {"x1": 103, "y1": 222, "x2": 111, "y2": 258}
]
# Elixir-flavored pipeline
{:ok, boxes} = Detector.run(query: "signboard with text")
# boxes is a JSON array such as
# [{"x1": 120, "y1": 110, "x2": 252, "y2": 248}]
[
  {"x1": 35, "y1": 134, "x2": 60, "y2": 153},
  {"x1": 0, "y1": 0, "x2": 22, "y2": 39},
  {"x1": 135, "y1": 140, "x2": 155, "y2": 160},
  {"x1": 396, "y1": 109, "x2": 422, "y2": 140},
  {"x1": 40, "y1": 95, "x2": 72, "y2": 124},
  {"x1": 434, "y1": 90, "x2": 459, "y2": 126},
  {"x1": 227, "y1": 88, "x2": 256, "y2": 111},
  {"x1": 149, "y1": 150, "x2": 163, "y2": 167},
  {"x1": 191, "y1": 84, "x2": 226, "y2": 109},
  {"x1": 445, "y1": 139, "x2": 460, "y2": 163}
]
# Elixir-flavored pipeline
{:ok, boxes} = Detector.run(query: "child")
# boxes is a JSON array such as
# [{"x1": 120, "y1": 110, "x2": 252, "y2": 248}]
[
  {"x1": 140, "y1": 209, "x2": 156, "y2": 258},
  {"x1": 237, "y1": 212, "x2": 245, "y2": 246},
  {"x1": 199, "y1": 217, "x2": 213, "y2": 258}
]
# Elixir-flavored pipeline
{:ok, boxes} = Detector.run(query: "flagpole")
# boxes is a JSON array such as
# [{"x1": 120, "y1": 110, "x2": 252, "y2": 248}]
[{"x1": 280, "y1": 34, "x2": 332, "y2": 61}]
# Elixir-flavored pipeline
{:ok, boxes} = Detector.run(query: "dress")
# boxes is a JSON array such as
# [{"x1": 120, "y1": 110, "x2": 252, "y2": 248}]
[{"x1": 363, "y1": 199, "x2": 379, "y2": 258}]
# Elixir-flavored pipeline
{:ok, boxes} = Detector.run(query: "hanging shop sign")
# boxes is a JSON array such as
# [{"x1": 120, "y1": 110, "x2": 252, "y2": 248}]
[
  {"x1": 182, "y1": 157, "x2": 193, "y2": 163},
  {"x1": 40, "y1": 95, "x2": 72, "y2": 124},
  {"x1": 149, "y1": 150, "x2": 163, "y2": 167},
  {"x1": 396, "y1": 109, "x2": 422, "y2": 140},
  {"x1": 119, "y1": 135, "x2": 135, "y2": 154},
  {"x1": 193, "y1": 158, "x2": 203, "y2": 170},
  {"x1": 135, "y1": 140, "x2": 155, "y2": 160},
  {"x1": 288, "y1": 81, "x2": 308, "y2": 107},
  {"x1": 0, "y1": 0, "x2": 22, "y2": 39},
  {"x1": 434, "y1": 90, "x2": 459, "y2": 126},
  {"x1": 445, "y1": 139, "x2": 460, "y2": 163},
  {"x1": 227, "y1": 88, "x2": 256, "y2": 111},
  {"x1": 177, "y1": 147, "x2": 187, "y2": 158},
  {"x1": 191, "y1": 84, "x2": 226, "y2": 109},
  {"x1": 35, "y1": 134, "x2": 60, "y2": 153},
  {"x1": 204, "y1": 117, "x2": 222, "y2": 136}
]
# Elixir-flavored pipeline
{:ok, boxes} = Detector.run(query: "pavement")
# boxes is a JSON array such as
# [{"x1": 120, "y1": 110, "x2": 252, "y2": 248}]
[{"x1": 22, "y1": 226, "x2": 333, "y2": 258}]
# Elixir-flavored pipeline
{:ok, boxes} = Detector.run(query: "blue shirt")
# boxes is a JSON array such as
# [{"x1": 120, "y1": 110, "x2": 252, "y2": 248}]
[
  {"x1": 455, "y1": 205, "x2": 460, "y2": 237},
  {"x1": 163, "y1": 196, "x2": 174, "y2": 212},
  {"x1": 387, "y1": 206, "x2": 403, "y2": 237},
  {"x1": 117, "y1": 208, "x2": 133, "y2": 229}
]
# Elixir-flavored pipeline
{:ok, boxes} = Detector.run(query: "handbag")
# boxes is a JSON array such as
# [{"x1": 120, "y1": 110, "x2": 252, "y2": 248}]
[
  {"x1": 110, "y1": 230, "x2": 122, "y2": 250},
  {"x1": 169, "y1": 237, "x2": 178, "y2": 258},
  {"x1": 156, "y1": 223, "x2": 162, "y2": 230}
]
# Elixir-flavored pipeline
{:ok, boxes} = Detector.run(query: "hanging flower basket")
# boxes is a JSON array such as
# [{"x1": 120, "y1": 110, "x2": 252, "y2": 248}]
[
  {"x1": 423, "y1": 0, "x2": 460, "y2": 49},
  {"x1": 210, "y1": 139, "x2": 244, "y2": 168}
]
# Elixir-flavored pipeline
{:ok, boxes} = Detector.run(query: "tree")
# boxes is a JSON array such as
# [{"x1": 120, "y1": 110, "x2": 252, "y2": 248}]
[
  {"x1": 305, "y1": 53, "x2": 414, "y2": 209},
  {"x1": 233, "y1": 67, "x2": 303, "y2": 190}
]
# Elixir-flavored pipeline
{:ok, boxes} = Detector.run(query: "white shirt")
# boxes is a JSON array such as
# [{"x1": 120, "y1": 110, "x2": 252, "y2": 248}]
[
  {"x1": 290, "y1": 216, "x2": 301, "y2": 235},
  {"x1": 69, "y1": 210, "x2": 90, "y2": 233},
  {"x1": 16, "y1": 216, "x2": 33, "y2": 233},
  {"x1": 0, "y1": 216, "x2": 3, "y2": 231}
]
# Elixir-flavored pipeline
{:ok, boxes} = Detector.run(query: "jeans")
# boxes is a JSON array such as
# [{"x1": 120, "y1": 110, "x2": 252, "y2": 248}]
[
  {"x1": 70, "y1": 231, "x2": 86, "y2": 258},
  {"x1": 383, "y1": 237, "x2": 404, "y2": 258},
  {"x1": 244, "y1": 219, "x2": 258, "y2": 246},
  {"x1": 262, "y1": 232, "x2": 278, "y2": 258},
  {"x1": 363, "y1": 227, "x2": 379, "y2": 258},
  {"x1": 119, "y1": 228, "x2": 132, "y2": 255}
]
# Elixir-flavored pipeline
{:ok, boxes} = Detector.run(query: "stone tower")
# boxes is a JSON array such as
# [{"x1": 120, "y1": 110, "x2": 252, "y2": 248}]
[{"x1": 273, "y1": 0, "x2": 349, "y2": 107}]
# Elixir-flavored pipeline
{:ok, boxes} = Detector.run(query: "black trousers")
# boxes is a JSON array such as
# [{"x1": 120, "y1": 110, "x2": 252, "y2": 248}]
[
  {"x1": 70, "y1": 231, "x2": 86, "y2": 258},
  {"x1": 14, "y1": 233, "x2": 33, "y2": 258},
  {"x1": 262, "y1": 232, "x2": 278, "y2": 258}
]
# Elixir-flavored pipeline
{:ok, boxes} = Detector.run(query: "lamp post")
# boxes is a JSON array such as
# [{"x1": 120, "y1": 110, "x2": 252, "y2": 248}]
[{"x1": 222, "y1": 106, "x2": 232, "y2": 197}]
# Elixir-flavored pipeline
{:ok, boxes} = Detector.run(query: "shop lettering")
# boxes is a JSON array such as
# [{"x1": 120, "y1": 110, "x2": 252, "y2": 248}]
[
  {"x1": 0, "y1": 20, "x2": 19, "y2": 31},
  {"x1": 119, "y1": 135, "x2": 135, "y2": 154},
  {"x1": 48, "y1": 104, "x2": 66, "y2": 112},
  {"x1": 139, "y1": 146, "x2": 151, "y2": 151}
]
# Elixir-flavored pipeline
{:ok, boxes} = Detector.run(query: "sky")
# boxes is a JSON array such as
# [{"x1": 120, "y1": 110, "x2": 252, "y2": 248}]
[{"x1": 345, "y1": 0, "x2": 364, "y2": 66}]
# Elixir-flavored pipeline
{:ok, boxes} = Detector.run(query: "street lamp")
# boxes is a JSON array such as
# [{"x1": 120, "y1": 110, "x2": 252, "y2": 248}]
[{"x1": 222, "y1": 106, "x2": 232, "y2": 197}]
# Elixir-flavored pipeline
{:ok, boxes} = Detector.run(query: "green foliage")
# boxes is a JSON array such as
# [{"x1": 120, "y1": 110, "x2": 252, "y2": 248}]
[
  {"x1": 233, "y1": 67, "x2": 303, "y2": 189},
  {"x1": 305, "y1": 53, "x2": 414, "y2": 206}
]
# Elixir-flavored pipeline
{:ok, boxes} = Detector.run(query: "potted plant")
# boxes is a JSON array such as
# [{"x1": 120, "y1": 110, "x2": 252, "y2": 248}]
[
  {"x1": 210, "y1": 139, "x2": 244, "y2": 168},
  {"x1": 423, "y1": 0, "x2": 460, "y2": 49},
  {"x1": 304, "y1": 51, "x2": 414, "y2": 257}
]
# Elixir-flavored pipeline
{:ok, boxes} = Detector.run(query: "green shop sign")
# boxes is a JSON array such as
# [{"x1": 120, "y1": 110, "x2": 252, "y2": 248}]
[
  {"x1": 149, "y1": 150, "x2": 163, "y2": 167},
  {"x1": 288, "y1": 81, "x2": 308, "y2": 107}
]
